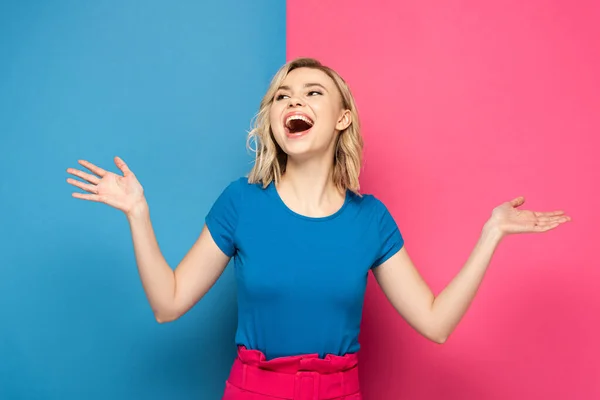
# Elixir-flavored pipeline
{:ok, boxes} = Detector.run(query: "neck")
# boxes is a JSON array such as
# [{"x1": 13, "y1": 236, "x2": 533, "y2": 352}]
[{"x1": 277, "y1": 154, "x2": 345, "y2": 218}]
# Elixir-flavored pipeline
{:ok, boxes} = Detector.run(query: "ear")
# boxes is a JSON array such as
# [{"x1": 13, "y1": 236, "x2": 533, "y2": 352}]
[{"x1": 335, "y1": 110, "x2": 352, "y2": 131}]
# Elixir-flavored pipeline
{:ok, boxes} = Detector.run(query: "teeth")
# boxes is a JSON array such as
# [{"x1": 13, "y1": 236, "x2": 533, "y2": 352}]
[{"x1": 285, "y1": 114, "x2": 314, "y2": 128}]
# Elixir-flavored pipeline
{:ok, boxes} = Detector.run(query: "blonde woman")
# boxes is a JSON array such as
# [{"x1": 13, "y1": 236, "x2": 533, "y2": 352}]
[{"x1": 66, "y1": 58, "x2": 570, "y2": 399}]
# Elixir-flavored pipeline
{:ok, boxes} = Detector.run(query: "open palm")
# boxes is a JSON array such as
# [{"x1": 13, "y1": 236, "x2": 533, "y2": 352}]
[
  {"x1": 490, "y1": 196, "x2": 571, "y2": 235},
  {"x1": 66, "y1": 156, "x2": 145, "y2": 214}
]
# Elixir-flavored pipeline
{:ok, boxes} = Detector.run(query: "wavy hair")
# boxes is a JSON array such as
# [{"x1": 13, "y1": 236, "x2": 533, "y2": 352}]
[{"x1": 247, "y1": 58, "x2": 363, "y2": 195}]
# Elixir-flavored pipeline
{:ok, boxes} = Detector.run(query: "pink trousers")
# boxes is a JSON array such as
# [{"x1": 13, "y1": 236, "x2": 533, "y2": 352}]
[{"x1": 222, "y1": 346, "x2": 362, "y2": 400}]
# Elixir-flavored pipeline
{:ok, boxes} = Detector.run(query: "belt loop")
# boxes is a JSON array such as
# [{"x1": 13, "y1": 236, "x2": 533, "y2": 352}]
[
  {"x1": 294, "y1": 372, "x2": 301, "y2": 399},
  {"x1": 295, "y1": 371, "x2": 320, "y2": 399},
  {"x1": 242, "y1": 363, "x2": 247, "y2": 387},
  {"x1": 313, "y1": 372, "x2": 320, "y2": 400}
]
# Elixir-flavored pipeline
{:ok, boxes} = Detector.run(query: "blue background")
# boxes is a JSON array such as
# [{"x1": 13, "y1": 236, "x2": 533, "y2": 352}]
[{"x1": 0, "y1": 1, "x2": 285, "y2": 398}]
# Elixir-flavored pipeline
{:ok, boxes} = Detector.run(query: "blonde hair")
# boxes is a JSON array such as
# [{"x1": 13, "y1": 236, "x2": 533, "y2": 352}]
[{"x1": 247, "y1": 57, "x2": 364, "y2": 195}]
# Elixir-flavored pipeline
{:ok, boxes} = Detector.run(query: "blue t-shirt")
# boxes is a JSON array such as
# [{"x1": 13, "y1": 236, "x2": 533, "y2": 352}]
[{"x1": 205, "y1": 177, "x2": 404, "y2": 360}]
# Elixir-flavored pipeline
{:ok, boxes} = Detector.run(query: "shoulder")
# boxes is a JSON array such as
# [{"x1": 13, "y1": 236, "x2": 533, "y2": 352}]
[
  {"x1": 347, "y1": 192, "x2": 399, "y2": 233},
  {"x1": 348, "y1": 191, "x2": 388, "y2": 214},
  {"x1": 225, "y1": 176, "x2": 250, "y2": 191},
  {"x1": 232, "y1": 176, "x2": 270, "y2": 194},
  {"x1": 216, "y1": 176, "x2": 270, "y2": 204},
  {"x1": 220, "y1": 176, "x2": 256, "y2": 194}
]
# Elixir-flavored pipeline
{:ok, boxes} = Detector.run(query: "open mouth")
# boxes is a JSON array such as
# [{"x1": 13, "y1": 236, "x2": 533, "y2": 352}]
[{"x1": 285, "y1": 114, "x2": 314, "y2": 136}]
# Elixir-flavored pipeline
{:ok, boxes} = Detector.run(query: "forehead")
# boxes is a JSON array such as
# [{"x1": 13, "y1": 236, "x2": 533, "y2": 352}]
[{"x1": 280, "y1": 67, "x2": 335, "y2": 89}]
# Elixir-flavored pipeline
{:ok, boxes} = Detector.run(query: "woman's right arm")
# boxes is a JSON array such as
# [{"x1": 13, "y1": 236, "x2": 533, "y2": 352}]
[
  {"x1": 67, "y1": 157, "x2": 230, "y2": 323},
  {"x1": 128, "y1": 202, "x2": 230, "y2": 323}
]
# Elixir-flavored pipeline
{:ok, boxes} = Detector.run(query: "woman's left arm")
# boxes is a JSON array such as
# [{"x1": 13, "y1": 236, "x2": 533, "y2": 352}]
[{"x1": 372, "y1": 196, "x2": 570, "y2": 344}]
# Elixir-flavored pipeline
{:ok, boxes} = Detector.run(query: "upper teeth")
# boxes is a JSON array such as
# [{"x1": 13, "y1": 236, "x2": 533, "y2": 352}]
[{"x1": 285, "y1": 115, "x2": 313, "y2": 127}]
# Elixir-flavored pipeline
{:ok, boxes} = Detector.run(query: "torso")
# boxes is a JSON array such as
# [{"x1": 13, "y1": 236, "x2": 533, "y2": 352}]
[{"x1": 206, "y1": 177, "x2": 403, "y2": 360}]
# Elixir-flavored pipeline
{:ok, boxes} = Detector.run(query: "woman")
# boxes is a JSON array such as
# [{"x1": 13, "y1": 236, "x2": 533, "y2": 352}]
[{"x1": 66, "y1": 58, "x2": 570, "y2": 399}]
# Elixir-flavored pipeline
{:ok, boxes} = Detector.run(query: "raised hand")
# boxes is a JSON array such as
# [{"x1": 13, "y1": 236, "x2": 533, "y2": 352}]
[
  {"x1": 66, "y1": 156, "x2": 146, "y2": 216},
  {"x1": 488, "y1": 196, "x2": 571, "y2": 237}
]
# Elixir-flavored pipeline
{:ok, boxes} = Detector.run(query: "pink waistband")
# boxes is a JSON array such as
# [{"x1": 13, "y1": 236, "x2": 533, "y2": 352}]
[{"x1": 227, "y1": 346, "x2": 360, "y2": 399}]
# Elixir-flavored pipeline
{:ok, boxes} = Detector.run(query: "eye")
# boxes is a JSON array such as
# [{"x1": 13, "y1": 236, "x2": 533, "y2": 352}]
[
  {"x1": 308, "y1": 90, "x2": 322, "y2": 96},
  {"x1": 275, "y1": 93, "x2": 289, "y2": 101}
]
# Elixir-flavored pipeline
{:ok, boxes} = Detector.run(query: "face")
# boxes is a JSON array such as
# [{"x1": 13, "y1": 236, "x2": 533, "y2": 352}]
[{"x1": 269, "y1": 67, "x2": 351, "y2": 161}]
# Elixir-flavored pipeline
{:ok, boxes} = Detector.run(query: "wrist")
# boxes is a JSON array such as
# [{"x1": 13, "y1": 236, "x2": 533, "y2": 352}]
[
  {"x1": 126, "y1": 198, "x2": 149, "y2": 221},
  {"x1": 482, "y1": 219, "x2": 505, "y2": 244}
]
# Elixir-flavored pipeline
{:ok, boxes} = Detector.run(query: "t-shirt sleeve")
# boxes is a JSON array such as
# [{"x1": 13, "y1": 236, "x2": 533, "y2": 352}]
[
  {"x1": 372, "y1": 199, "x2": 405, "y2": 268},
  {"x1": 205, "y1": 178, "x2": 244, "y2": 258}
]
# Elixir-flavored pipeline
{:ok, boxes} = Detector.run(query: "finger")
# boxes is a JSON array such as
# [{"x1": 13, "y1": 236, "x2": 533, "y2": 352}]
[
  {"x1": 533, "y1": 216, "x2": 570, "y2": 229},
  {"x1": 534, "y1": 210, "x2": 565, "y2": 217},
  {"x1": 510, "y1": 196, "x2": 525, "y2": 207},
  {"x1": 535, "y1": 215, "x2": 570, "y2": 224},
  {"x1": 67, "y1": 178, "x2": 97, "y2": 193},
  {"x1": 66, "y1": 168, "x2": 100, "y2": 185},
  {"x1": 534, "y1": 222, "x2": 561, "y2": 232},
  {"x1": 72, "y1": 192, "x2": 104, "y2": 202},
  {"x1": 78, "y1": 160, "x2": 107, "y2": 177},
  {"x1": 114, "y1": 156, "x2": 132, "y2": 176}
]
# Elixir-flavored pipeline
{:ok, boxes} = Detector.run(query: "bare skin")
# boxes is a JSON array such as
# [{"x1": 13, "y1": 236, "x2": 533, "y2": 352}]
[
  {"x1": 373, "y1": 197, "x2": 571, "y2": 343},
  {"x1": 67, "y1": 157, "x2": 230, "y2": 322},
  {"x1": 66, "y1": 67, "x2": 571, "y2": 341}
]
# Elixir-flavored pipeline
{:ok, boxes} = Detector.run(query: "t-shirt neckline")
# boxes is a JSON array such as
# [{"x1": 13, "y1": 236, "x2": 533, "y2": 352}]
[{"x1": 268, "y1": 182, "x2": 350, "y2": 222}]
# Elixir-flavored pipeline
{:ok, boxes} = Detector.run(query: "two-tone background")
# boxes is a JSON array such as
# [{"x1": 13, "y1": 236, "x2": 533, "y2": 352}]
[{"x1": 1, "y1": 1, "x2": 598, "y2": 398}]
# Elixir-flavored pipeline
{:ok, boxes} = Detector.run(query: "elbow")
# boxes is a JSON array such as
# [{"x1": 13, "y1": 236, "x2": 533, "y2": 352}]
[
  {"x1": 424, "y1": 326, "x2": 449, "y2": 344},
  {"x1": 153, "y1": 308, "x2": 180, "y2": 324},
  {"x1": 155, "y1": 313, "x2": 178, "y2": 324},
  {"x1": 155, "y1": 315, "x2": 171, "y2": 324},
  {"x1": 431, "y1": 334, "x2": 448, "y2": 345}
]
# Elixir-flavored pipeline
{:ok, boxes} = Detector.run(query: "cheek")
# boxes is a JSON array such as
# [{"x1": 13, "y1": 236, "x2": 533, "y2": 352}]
[
  {"x1": 269, "y1": 106, "x2": 282, "y2": 132},
  {"x1": 314, "y1": 103, "x2": 336, "y2": 126}
]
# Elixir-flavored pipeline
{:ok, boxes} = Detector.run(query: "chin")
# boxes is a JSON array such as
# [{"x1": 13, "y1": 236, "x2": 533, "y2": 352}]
[
  {"x1": 284, "y1": 144, "x2": 334, "y2": 164},
  {"x1": 280, "y1": 143, "x2": 314, "y2": 160}
]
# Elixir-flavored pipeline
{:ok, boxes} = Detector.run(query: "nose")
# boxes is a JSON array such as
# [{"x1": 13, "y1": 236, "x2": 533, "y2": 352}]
[{"x1": 287, "y1": 95, "x2": 304, "y2": 108}]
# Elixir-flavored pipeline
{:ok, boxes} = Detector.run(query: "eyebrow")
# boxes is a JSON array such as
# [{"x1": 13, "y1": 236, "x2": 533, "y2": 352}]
[{"x1": 277, "y1": 83, "x2": 329, "y2": 92}]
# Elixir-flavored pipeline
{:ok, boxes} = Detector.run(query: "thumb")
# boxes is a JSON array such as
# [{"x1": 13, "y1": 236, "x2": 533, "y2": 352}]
[
  {"x1": 114, "y1": 156, "x2": 132, "y2": 176},
  {"x1": 510, "y1": 196, "x2": 525, "y2": 208}
]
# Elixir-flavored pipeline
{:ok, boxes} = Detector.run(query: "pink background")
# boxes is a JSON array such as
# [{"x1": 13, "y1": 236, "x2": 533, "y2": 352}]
[{"x1": 288, "y1": 1, "x2": 600, "y2": 399}]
